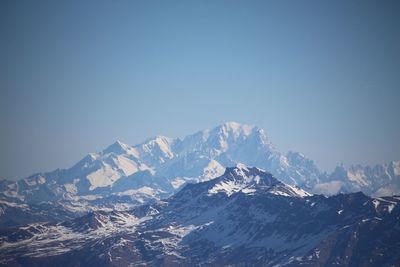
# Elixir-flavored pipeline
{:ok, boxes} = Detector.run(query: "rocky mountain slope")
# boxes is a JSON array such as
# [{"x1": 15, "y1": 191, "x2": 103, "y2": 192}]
[
  {"x1": 1, "y1": 166, "x2": 399, "y2": 267},
  {"x1": 0, "y1": 122, "x2": 399, "y2": 228}
]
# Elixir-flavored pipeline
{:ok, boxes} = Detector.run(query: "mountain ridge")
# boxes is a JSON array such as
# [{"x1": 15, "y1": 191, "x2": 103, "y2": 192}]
[
  {"x1": 1, "y1": 166, "x2": 399, "y2": 267},
  {"x1": 0, "y1": 122, "x2": 399, "y2": 228}
]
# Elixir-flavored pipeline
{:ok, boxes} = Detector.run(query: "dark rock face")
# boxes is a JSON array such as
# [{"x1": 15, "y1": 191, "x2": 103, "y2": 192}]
[{"x1": 1, "y1": 166, "x2": 399, "y2": 267}]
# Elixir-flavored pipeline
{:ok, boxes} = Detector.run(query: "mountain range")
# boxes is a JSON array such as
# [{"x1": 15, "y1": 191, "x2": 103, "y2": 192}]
[
  {"x1": 1, "y1": 165, "x2": 399, "y2": 266},
  {"x1": 1, "y1": 122, "x2": 399, "y2": 228}
]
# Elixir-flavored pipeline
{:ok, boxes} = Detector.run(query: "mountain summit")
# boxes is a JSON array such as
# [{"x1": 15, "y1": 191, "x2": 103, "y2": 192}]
[
  {"x1": 1, "y1": 166, "x2": 399, "y2": 267},
  {"x1": 206, "y1": 164, "x2": 310, "y2": 198},
  {"x1": 0, "y1": 122, "x2": 399, "y2": 228}
]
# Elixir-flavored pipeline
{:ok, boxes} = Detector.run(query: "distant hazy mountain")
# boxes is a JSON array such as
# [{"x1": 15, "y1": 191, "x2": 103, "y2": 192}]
[
  {"x1": 316, "y1": 161, "x2": 400, "y2": 196},
  {"x1": 1, "y1": 166, "x2": 399, "y2": 266},
  {"x1": 0, "y1": 122, "x2": 399, "y2": 227}
]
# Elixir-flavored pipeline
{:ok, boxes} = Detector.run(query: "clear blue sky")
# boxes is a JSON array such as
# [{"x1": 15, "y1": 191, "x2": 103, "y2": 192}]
[{"x1": 1, "y1": 0, "x2": 399, "y2": 179}]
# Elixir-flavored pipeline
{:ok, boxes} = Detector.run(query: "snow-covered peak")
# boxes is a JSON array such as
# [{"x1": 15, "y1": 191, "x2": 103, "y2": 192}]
[
  {"x1": 70, "y1": 152, "x2": 100, "y2": 170},
  {"x1": 215, "y1": 122, "x2": 262, "y2": 138},
  {"x1": 323, "y1": 161, "x2": 400, "y2": 196},
  {"x1": 144, "y1": 136, "x2": 174, "y2": 153},
  {"x1": 223, "y1": 121, "x2": 242, "y2": 129},
  {"x1": 208, "y1": 165, "x2": 310, "y2": 198},
  {"x1": 221, "y1": 165, "x2": 278, "y2": 187},
  {"x1": 136, "y1": 135, "x2": 175, "y2": 162},
  {"x1": 221, "y1": 121, "x2": 254, "y2": 135},
  {"x1": 152, "y1": 135, "x2": 175, "y2": 149},
  {"x1": 235, "y1": 162, "x2": 251, "y2": 172},
  {"x1": 179, "y1": 122, "x2": 270, "y2": 155},
  {"x1": 103, "y1": 140, "x2": 138, "y2": 156}
]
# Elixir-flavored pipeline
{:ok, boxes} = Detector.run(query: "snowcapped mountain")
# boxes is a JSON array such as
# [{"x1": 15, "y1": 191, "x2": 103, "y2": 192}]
[
  {"x1": 0, "y1": 122, "x2": 321, "y2": 219},
  {"x1": 0, "y1": 122, "x2": 399, "y2": 228},
  {"x1": 205, "y1": 164, "x2": 310, "y2": 197},
  {"x1": 1, "y1": 166, "x2": 399, "y2": 267},
  {"x1": 315, "y1": 161, "x2": 400, "y2": 196}
]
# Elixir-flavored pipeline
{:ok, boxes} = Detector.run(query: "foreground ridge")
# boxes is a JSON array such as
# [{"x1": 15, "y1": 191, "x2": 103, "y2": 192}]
[{"x1": 1, "y1": 166, "x2": 399, "y2": 267}]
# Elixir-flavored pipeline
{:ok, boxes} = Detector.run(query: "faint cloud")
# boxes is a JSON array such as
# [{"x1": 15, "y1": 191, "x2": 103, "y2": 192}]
[{"x1": 312, "y1": 181, "x2": 343, "y2": 195}]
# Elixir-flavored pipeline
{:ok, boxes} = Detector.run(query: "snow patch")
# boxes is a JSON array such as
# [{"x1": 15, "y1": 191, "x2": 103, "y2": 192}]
[
  {"x1": 86, "y1": 163, "x2": 122, "y2": 190},
  {"x1": 171, "y1": 178, "x2": 187, "y2": 190},
  {"x1": 372, "y1": 199, "x2": 380, "y2": 209},
  {"x1": 208, "y1": 180, "x2": 246, "y2": 197},
  {"x1": 388, "y1": 203, "x2": 395, "y2": 213},
  {"x1": 347, "y1": 170, "x2": 369, "y2": 187},
  {"x1": 114, "y1": 187, "x2": 156, "y2": 197},
  {"x1": 201, "y1": 160, "x2": 225, "y2": 181}
]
